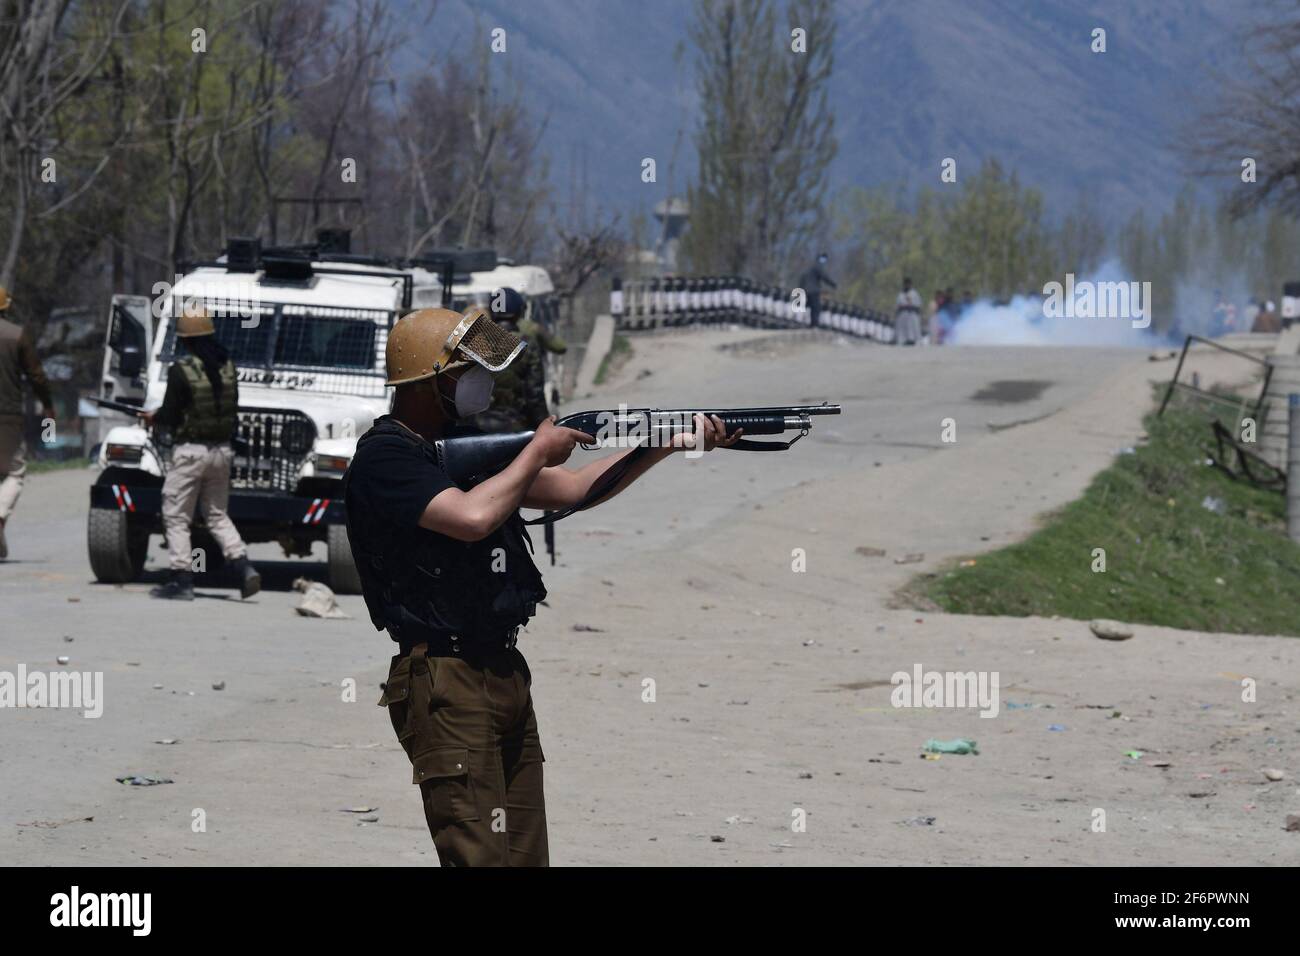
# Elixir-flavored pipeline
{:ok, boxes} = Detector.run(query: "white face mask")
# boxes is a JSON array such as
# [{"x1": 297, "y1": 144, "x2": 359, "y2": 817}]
[{"x1": 450, "y1": 364, "x2": 495, "y2": 417}]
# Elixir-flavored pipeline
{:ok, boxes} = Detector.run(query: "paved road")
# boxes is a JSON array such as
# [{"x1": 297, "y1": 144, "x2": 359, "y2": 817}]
[{"x1": 12, "y1": 333, "x2": 1285, "y2": 867}]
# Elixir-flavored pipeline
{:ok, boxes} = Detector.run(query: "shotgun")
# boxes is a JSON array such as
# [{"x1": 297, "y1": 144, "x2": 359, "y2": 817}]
[{"x1": 436, "y1": 403, "x2": 841, "y2": 523}]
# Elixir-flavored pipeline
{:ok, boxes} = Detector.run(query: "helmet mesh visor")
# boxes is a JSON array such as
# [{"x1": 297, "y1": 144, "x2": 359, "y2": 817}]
[{"x1": 457, "y1": 314, "x2": 525, "y2": 371}]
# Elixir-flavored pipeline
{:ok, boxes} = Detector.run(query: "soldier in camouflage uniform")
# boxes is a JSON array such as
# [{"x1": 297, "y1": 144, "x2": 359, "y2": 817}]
[{"x1": 469, "y1": 288, "x2": 566, "y2": 435}]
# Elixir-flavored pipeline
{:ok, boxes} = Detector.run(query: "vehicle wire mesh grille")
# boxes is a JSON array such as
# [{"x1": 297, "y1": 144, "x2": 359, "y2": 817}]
[
  {"x1": 232, "y1": 408, "x2": 317, "y2": 492},
  {"x1": 162, "y1": 298, "x2": 392, "y2": 398}
]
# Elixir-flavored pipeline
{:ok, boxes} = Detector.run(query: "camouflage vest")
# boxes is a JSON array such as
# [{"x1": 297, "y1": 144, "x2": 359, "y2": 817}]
[{"x1": 175, "y1": 355, "x2": 238, "y2": 444}]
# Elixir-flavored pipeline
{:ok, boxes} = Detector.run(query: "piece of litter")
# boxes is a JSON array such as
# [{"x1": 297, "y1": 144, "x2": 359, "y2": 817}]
[
  {"x1": 1124, "y1": 750, "x2": 1145, "y2": 760},
  {"x1": 1200, "y1": 495, "x2": 1226, "y2": 515},
  {"x1": 924, "y1": 738, "x2": 978, "y2": 755},
  {"x1": 342, "y1": 806, "x2": 378, "y2": 813},
  {"x1": 1047, "y1": 724, "x2": 1067, "y2": 732},
  {"x1": 153, "y1": 739, "x2": 178, "y2": 745},
  {"x1": 211, "y1": 681, "x2": 226, "y2": 691},
  {"x1": 903, "y1": 815, "x2": 936, "y2": 827},
  {"x1": 894, "y1": 553, "x2": 925, "y2": 565},
  {"x1": 293, "y1": 577, "x2": 351, "y2": 619},
  {"x1": 709, "y1": 835, "x2": 725, "y2": 843},
  {"x1": 115, "y1": 775, "x2": 173, "y2": 786},
  {"x1": 572, "y1": 624, "x2": 605, "y2": 633},
  {"x1": 855, "y1": 546, "x2": 886, "y2": 558}
]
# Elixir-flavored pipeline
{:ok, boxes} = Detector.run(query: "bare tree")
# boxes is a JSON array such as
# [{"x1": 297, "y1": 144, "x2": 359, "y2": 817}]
[
  {"x1": 397, "y1": 34, "x2": 549, "y2": 261},
  {"x1": 551, "y1": 221, "x2": 624, "y2": 300},
  {"x1": 0, "y1": 0, "x2": 127, "y2": 288},
  {"x1": 679, "y1": 0, "x2": 837, "y2": 280},
  {"x1": 1189, "y1": 0, "x2": 1300, "y2": 218}
]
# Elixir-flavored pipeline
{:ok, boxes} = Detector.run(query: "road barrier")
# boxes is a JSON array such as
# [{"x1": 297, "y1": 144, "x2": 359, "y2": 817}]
[{"x1": 609, "y1": 276, "x2": 894, "y2": 342}]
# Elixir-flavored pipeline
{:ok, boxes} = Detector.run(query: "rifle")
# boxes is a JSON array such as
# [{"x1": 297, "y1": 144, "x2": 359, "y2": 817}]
[
  {"x1": 89, "y1": 396, "x2": 251, "y2": 457},
  {"x1": 89, "y1": 396, "x2": 149, "y2": 418},
  {"x1": 436, "y1": 403, "x2": 841, "y2": 524}
]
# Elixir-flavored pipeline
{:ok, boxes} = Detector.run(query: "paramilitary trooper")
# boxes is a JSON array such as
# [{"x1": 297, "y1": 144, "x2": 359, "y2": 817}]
[
  {"x1": 142, "y1": 303, "x2": 261, "y2": 600},
  {"x1": 343, "y1": 306, "x2": 740, "y2": 866},
  {"x1": 468, "y1": 287, "x2": 566, "y2": 435}
]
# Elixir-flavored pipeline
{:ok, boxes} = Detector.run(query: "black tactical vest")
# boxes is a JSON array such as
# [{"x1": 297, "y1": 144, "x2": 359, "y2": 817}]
[{"x1": 344, "y1": 419, "x2": 547, "y2": 650}]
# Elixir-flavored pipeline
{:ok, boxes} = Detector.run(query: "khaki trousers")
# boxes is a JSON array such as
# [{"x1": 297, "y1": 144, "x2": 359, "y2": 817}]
[
  {"x1": 0, "y1": 439, "x2": 24, "y2": 522},
  {"x1": 379, "y1": 645, "x2": 548, "y2": 867},
  {"x1": 162, "y1": 442, "x2": 247, "y2": 571}
]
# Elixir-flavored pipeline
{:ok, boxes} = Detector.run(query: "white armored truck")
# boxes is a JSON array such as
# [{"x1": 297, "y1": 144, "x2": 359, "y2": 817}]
[{"x1": 88, "y1": 232, "x2": 499, "y2": 593}]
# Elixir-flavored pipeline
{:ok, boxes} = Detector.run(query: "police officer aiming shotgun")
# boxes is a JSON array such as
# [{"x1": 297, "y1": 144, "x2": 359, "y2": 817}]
[{"x1": 344, "y1": 305, "x2": 837, "y2": 867}]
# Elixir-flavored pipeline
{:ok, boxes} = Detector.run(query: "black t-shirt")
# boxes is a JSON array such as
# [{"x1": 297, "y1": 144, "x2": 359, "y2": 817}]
[
  {"x1": 343, "y1": 416, "x2": 546, "y2": 647},
  {"x1": 345, "y1": 419, "x2": 455, "y2": 532}
]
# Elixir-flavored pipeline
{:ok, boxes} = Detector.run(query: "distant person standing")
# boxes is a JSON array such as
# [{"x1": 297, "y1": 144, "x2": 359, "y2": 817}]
[
  {"x1": 0, "y1": 285, "x2": 55, "y2": 560},
  {"x1": 894, "y1": 277, "x2": 923, "y2": 345},
  {"x1": 800, "y1": 252, "x2": 837, "y2": 328},
  {"x1": 928, "y1": 288, "x2": 947, "y2": 345}
]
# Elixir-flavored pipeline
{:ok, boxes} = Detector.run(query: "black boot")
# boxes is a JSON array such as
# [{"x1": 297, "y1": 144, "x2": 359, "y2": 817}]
[
  {"x1": 150, "y1": 570, "x2": 195, "y2": 601},
  {"x1": 231, "y1": 556, "x2": 261, "y2": 599}
]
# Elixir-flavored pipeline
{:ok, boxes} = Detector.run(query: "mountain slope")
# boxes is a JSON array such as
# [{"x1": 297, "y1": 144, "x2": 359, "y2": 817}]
[{"x1": 408, "y1": 0, "x2": 1252, "y2": 233}]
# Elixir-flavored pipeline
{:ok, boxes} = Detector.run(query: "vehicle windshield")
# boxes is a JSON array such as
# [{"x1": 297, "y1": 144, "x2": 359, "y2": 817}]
[
  {"x1": 212, "y1": 313, "x2": 276, "y2": 365},
  {"x1": 274, "y1": 313, "x2": 377, "y2": 369},
  {"x1": 163, "y1": 303, "x2": 385, "y2": 372},
  {"x1": 159, "y1": 300, "x2": 390, "y2": 396}
]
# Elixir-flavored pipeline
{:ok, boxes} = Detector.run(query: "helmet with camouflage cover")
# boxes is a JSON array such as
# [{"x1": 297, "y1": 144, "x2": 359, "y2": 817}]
[{"x1": 385, "y1": 306, "x2": 525, "y2": 386}]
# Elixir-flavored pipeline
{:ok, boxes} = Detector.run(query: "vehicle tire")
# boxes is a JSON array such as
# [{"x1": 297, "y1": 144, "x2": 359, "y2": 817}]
[
  {"x1": 88, "y1": 508, "x2": 148, "y2": 583},
  {"x1": 327, "y1": 523, "x2": 362, "y2": 595}
]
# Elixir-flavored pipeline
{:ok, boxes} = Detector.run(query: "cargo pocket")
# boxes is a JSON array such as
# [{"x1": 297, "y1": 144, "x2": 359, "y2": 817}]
[
  {"x1": 377, "y1": 666, "x2": 413, "y2": 749},
  {"x1": 412, "y1": 746, "x2": 480, "y2": 824}
]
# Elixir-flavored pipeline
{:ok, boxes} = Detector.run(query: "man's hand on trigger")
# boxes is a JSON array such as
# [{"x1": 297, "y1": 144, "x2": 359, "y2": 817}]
[{"x1": 531, "y1": 416, "x2": 594, "y2": 468}]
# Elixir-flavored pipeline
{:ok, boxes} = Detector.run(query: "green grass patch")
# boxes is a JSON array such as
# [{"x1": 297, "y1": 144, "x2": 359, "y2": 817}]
[
  {"x1": 594, "y1": 334, "x2": 632, "y2": 386},
  {"x1": 910, "y1": 395, "x2": 1300, "y2": 636}
]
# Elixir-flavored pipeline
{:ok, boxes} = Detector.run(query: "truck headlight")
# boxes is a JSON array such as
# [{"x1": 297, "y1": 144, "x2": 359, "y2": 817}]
[
  {"x1": 315, "y1": 454, "x2": 351, "y2": 476},
  {"x1": 106, "y1": 443, "x2": 144, "y2": 464}
]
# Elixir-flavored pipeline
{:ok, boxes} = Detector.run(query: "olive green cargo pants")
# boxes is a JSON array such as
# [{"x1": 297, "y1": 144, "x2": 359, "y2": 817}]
[{"x1": 380, "y1": 644, "x2": 548, "y2": 867}]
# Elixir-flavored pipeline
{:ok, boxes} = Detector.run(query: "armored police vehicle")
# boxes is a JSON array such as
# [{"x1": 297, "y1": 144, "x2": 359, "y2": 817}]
[{"x1": 88, "y1": 231, "x2": 496, "y2": 593}]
